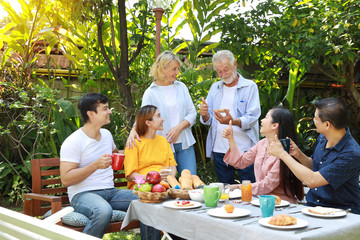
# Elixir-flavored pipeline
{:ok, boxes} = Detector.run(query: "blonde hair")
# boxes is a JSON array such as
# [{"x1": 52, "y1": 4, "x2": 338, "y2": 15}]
[{"x1": 150, "y1": 51, "x2": 182, "y2": 80}]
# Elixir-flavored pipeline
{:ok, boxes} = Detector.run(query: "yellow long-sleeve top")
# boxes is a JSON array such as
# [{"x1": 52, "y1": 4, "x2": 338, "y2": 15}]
[{"x1": 124, "y1": 135, "x2": 177, "y2": 189}]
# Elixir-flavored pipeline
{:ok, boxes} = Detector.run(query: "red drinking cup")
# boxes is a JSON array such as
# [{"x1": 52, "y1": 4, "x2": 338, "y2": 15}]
[{"x1": 111, "y1": 153, "x2": 125, "y2": 170}]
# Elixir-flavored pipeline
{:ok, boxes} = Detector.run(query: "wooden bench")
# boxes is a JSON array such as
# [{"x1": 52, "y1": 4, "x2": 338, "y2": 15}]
[{"x1": 23, "y1": 158, "x2": 139, "y2": 234}]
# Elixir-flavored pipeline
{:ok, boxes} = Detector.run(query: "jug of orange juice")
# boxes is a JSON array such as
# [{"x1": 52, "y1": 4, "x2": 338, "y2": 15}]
[{"x1": 241, "y1": 180, "x2": 252, "y2": 202}]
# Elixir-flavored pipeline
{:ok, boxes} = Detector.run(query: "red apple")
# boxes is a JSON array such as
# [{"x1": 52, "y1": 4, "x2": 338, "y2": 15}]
[
  {"x1": 146, "y1": 171, "x2": 162, "y2": 185},
  {"x1": 152, "y1": 184, "x2": 166, "y2": 193}
]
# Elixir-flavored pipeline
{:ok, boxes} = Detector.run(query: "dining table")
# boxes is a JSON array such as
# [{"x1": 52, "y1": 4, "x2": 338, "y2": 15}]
[{"x1": 121, "y1": 197, "x2": 360, "y2": 240}]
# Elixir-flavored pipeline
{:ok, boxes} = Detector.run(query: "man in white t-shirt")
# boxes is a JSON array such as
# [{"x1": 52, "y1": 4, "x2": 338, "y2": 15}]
[
  {"x1": 60, "y1": 93, "x2": 159, "y2": 239},
  {"x1": 200, "y1": 50, "x2": 261, "y2": 184}
]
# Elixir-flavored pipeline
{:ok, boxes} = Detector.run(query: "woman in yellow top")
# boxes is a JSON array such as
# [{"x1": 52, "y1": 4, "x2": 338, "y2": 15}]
[{"x1": 124, "y1": 105, "x2": 177, "y2": 189}]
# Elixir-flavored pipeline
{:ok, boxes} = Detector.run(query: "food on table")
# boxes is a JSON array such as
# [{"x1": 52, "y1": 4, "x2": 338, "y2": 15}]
[
  {"x1": 146, "y1": 171, "x2": 162, "y2": 185},
  {"x1": 167, "y1": 175, "x2": 181, "y2": 188},
  {"x1": 268, "y1": 214, "x2": 297, "y2": 226},
  {"x1": 225, "y1": 204, "x2": 234, "y2": 213},
  {"x1": 138, "y1": 182, "x2": 153, "y2": 192},
  {"x1": 160, "y1": 181, "x2": 170, "y2": 189},
  {"x1": 174, "y1": 200, "x2": 194, "y2": 207},
  {"x1": 272, "y1": 195, "x2": 281, "y2": 205},
  {"x1": 308, "y1": 206, "x2": 336, "y2": 215},
  {"x1": 241, "y1": 180, "x2": 252, "y2": 202},
  {"x1": 191, "y1": 175, "x2": 205, "y2": 189},
  {"x1": 179, "y1": 169, "x2": 193, "y2": 190},
  {"x1": 152, "y1": 184, "x2": 166, "y2": 193}
]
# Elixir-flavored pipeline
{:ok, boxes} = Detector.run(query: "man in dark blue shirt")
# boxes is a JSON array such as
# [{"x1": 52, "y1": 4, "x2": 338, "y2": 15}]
[{"x1": 269, "y1": 97, "x2": 360, "y2": 214}]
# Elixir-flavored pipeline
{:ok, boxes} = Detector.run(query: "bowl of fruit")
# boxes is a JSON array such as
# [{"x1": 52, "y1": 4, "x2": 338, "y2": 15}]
[{"x1": 133, "y1": 171, "x2": 170, "y2": 203}]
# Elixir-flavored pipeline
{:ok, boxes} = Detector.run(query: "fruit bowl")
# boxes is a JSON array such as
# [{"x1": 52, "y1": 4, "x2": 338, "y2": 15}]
[
  {"x1": 168, "y1": 188, "x2": 190, "y2": 200},
  {"x1": 133, "y1": 190, "x2": 168, "y2": 203}
]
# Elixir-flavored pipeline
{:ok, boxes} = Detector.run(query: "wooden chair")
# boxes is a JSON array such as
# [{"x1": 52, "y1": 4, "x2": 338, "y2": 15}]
[{"x1": 23, "y1": 158, "x2": 139, "y2": 233}]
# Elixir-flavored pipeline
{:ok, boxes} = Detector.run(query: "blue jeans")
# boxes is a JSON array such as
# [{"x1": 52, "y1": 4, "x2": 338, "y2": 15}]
[
  {"x1": 173, "y1": 143, "x2": 197, "y2": 175},
  {"x1": 71, "y1": 188, "x2": 160, "y2": 239},
  {"x1": 213, "y1": 152, "x2": 255, "y2": 184}
]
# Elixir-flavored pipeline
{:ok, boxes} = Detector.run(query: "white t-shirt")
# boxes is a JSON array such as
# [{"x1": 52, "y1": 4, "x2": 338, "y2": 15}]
[
  {"x1": 159, "y1": 85, "x2": 181, "y2": 143},
  {"x1": 213, "y1": 85, "x2": 252, "y2": 153},
  {"x1": 60, "y1": 128, "x2": 116, "y2": 201}
]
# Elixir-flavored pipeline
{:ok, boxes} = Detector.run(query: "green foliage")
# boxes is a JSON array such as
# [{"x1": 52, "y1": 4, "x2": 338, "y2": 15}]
[
  {"x1": 216, "y1": 0, "x2": 360, "y2": 144},
  {"x1": 103, "y1": 231, "x2": 141, "y2": 240}
]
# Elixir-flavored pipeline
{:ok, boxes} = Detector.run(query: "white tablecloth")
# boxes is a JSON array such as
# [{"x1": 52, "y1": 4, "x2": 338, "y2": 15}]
[{"x1": 122, "y1": 199, "x2": 360, "y2": 240}]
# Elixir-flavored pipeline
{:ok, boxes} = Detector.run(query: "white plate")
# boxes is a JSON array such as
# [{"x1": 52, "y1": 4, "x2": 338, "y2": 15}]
[
  {"x1": 301, "y1": 207, "x2": 347, "y2": 218},
  {"x1": 229, "y1": 189, "x2": 242, "y2": 199},
  {"x1": 207, "y1": 207, "x2": 251, "y2": 218},
  {"x1": 259, "y1": 217, "x2": 308, "y2": 229},
  {"x1": 251, "y1": 199, "x2": 290, "y2": 208},
  {"x1": 162, "y1": 200, "x2": 202, "y2": 209}
]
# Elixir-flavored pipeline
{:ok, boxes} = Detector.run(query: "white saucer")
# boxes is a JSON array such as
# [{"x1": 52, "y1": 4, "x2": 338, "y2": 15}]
[
  {"x1": 259, "y1": 217, "x2": 308, "y2": 229},
  {"x1": 207, "y1": 207, "x2": 251, "y2": 218},
  {"x1": 251, "y1": 199, "x2": 290, "y2": 208}
]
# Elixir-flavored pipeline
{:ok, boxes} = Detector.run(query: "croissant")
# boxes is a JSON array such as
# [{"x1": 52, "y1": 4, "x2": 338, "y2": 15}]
[
  {"x1": 272, "y1": 195, "x2": 281, "y2": 205},
  {"x1": 268, "y1": 215, "x2": 297, "y2": 226}
]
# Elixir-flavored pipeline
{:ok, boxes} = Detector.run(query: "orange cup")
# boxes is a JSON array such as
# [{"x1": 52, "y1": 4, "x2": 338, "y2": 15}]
[{"x1": 111, "y1": 153, "x2": 125, "y2": 170}]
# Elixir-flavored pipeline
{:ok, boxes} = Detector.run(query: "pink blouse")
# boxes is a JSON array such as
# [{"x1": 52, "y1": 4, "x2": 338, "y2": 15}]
[{"x1": 223, "y1": 138, "x2": 296, "y2": 203}]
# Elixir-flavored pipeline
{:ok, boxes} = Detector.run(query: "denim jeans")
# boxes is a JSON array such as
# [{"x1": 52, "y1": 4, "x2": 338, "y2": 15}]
[
  {"x1": 71, "y1": 188, "x2": 137, "y2": 238},
  {"x1": 213, "y1": 152, "x2": 255, "y2": 184},
  {"x1": 173, "y1": 143, "x2": 197, "y2": 175}
]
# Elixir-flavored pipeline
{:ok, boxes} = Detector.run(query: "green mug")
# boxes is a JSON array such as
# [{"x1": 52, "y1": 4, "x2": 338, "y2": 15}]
[{"x1": 204, "y1": 185, "x2": 221, "y2": 207}]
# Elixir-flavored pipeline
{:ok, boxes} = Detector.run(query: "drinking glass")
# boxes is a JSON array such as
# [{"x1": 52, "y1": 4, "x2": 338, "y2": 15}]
[
  {"x1": 220, "y1": 184, "x2": 230, "y2": 204},
  {"x1": 159, "y1": 166, "x2": 173, "y2": 181}
]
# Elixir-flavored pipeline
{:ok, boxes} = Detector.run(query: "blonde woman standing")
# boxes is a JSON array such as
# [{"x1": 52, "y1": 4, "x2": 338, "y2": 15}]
[{"x1": 126, "y1": 51, "x2": 197, "y2": 175}]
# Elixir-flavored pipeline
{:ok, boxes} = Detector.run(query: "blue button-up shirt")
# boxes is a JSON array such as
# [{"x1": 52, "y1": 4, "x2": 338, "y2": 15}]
[
  {"x1": 306, "y1": 128, "x2": 360, "y2": 214},
  {"x1": 200, "y1": 73, "x2": 261, "y2": 158}
]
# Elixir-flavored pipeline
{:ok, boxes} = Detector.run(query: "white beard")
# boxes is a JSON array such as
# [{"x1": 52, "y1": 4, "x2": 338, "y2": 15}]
[{"x1": 221, "y1": 71, "x2": 237, "y2": 84}]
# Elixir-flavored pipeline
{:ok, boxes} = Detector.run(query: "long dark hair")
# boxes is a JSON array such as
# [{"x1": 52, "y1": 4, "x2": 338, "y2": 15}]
[{"x1": 270, "y1": 107, "x2": 304, "y2": 201}]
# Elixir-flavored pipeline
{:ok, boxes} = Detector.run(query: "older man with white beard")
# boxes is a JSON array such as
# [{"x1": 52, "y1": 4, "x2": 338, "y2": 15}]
[{"x1": 200, "y1": 50, "x2": 261, "y2": 184}]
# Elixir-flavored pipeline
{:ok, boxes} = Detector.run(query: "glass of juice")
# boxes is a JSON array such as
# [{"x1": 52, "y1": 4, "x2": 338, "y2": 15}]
[
  {"x1": 241, "y1": 180, "x2": 252, "y2": 202},
  {"x1": 220, "y1": 184, "x2": 230, "y2": 204}
]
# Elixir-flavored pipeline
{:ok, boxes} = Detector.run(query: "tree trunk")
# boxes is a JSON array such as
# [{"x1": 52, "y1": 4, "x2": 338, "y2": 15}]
[{"x1": 117, "y1": 0, "x2": 134, "y2": 110}]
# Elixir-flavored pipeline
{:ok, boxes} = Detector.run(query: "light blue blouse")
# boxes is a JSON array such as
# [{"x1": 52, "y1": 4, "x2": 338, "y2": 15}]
[{"x1": 141, "y1": 81, "x2": 196, "y2": 151}]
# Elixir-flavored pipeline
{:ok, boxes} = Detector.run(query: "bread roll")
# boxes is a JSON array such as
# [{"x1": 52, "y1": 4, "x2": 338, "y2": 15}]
[
  {"x1": 268, "y1": 215, "x2": 296, "y2": 226},
  {"x1": 179, "y1": 169, "x2": 193, "y2": 190},
  {"x1": 191, "y1": 175, "x2": 205, "y2": 189},
  {"x1": 167, "y1": 175, "x2": 180, "y2": 188}
]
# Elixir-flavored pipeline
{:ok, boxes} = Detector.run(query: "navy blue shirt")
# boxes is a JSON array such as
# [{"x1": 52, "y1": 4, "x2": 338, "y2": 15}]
[{"x1": 306, "y1": 128, "x2": 360, "y2": 214}]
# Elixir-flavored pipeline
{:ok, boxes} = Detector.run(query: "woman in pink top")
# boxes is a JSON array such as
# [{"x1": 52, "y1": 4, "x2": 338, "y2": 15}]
[{"x1": 222, "y1": 107, "x2": 304, "y2": 203}]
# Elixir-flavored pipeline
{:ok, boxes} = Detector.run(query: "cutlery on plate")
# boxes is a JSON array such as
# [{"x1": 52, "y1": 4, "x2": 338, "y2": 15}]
[
  {"x1": 294, "y1": 226, "x2": 322, "y2": 234},
  {"x1": 275, "y1": 205, "x2": 297, "y2": 211},
  {"x1": 330, "y1": 208, "x2": 351, "y2": 214}
]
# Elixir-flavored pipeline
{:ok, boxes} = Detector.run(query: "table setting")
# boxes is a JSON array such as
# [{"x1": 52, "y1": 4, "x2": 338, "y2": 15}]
[{"x1": 122, "y1": 172, "x2": 360, "y2": 240}]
